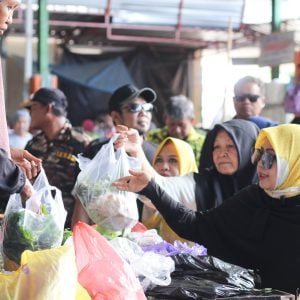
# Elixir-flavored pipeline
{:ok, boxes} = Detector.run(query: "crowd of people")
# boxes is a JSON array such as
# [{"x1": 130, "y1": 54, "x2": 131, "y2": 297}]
[
  {"x1": 3, "y1": 77, "x2": 300, "y2": 294},
  {"x1": 1, "y1": 3, "x2": 300, "y2": 295}
]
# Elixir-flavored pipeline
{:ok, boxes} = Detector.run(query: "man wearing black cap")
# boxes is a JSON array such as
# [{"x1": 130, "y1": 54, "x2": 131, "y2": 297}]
[
  {"x1": 82, "y1": 83, "x2": 157, "y2": 162},
  {"x1": 71, "y1": 83, "x2": 158, "y2": 227},
  {"x1": 23, "y1": 87, "x2": 91, "y2": 228}
]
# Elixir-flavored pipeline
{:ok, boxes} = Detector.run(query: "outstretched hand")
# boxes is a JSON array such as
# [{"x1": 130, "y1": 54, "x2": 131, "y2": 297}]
[{"x1": 112, "y1": 169, "x2": 152, "y2": 193}]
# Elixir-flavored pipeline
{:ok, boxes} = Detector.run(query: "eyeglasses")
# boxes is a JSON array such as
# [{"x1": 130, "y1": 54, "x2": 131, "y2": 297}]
[
  {"x1": 251, "y1": 148, "x2": 276, "y2": 169},
  {"x1": 123, "y1": 102, "x2": 154, "y2": 113},
  {"x1": 234, "y1": 94, "x2": 260, "y2": 102}
]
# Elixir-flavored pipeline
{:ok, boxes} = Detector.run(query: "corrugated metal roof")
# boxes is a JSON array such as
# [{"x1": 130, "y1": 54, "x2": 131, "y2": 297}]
[{"x1": 14, "y1": 0, "x2": 300, "y2": 50}]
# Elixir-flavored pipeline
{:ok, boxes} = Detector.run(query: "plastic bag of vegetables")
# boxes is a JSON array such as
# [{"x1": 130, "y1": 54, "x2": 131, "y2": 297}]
[
  {"x1": 1, "y1": 169, "x2": 67, "y2": 270},
  {"x1": 73, "y1": 134, "x2": 140, "y2": 232}
]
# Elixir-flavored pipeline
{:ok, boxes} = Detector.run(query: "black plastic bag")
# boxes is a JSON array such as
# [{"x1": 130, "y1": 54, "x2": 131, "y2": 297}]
[{"x1": 146, "y1": 254, "x2": 260, "y2": 299}]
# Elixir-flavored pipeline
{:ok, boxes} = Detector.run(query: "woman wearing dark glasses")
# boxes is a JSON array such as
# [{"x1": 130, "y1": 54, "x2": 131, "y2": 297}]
[{"x1": 113, "y1": 124, "x2": 300, "y2": 294}]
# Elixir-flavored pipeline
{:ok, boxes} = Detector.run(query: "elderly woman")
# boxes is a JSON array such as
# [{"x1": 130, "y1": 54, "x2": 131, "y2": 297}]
[
  {"x1": 119, "y1": 119, "x2": 260, "y2": 213},
  {"x1": 113, "y1": 124, "x2": 300, "y2": 294}
]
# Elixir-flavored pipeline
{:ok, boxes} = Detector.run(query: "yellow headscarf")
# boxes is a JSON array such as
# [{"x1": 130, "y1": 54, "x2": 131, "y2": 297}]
[
  {"x1": 255, "y1": 124, "x2": 300, "y2": 197},
  {"x1": 144, "y1": 137, "x2": 198, "y2": 244},
  {"x1": 152, "y1": 137, "x2": 198, "y2": 175}
]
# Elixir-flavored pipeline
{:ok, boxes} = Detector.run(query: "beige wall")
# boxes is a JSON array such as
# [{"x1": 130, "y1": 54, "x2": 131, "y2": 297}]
[{"x1": 3, "y1": 36, "x2": 61, "y2": 119}]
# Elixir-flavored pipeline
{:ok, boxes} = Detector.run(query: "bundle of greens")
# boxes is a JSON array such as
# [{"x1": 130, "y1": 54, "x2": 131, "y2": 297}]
[{"x1": 2, "y1": 206, "x2": 63, "y2": 265}]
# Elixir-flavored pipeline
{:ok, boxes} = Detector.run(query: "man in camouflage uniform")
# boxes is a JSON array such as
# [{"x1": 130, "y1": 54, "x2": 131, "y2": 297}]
[{"x1": 23, "y1": 87, "x2": 91, "y2": 228}]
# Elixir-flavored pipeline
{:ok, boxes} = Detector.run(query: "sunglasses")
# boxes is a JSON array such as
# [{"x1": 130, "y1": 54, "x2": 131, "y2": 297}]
[
  {"x1": 251, "y1": 148, "x2": 276, "y2": 170},
  {"x1": 234, "y1": 94, "x2": 260, "y2": 102},
  {"x1": 123, "y1": 102, "x2": 154, "y2": 113}
]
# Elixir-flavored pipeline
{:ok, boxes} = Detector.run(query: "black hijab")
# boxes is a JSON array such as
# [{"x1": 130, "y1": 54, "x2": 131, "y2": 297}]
[{"x1": 194, "y1": 119, "x2": 260, "y2": 209}]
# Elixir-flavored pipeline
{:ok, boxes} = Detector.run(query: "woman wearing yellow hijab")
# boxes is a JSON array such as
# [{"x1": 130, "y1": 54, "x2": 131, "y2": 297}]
[
  {"x1": 143, "y1": 137, "x2": 198, "y2": 243},
  {"x1": 152, "y1": 137, "x2": 198, "y2": 177},
  {"x1": 113, "y1": 124, "x2": 300, "y2": 293}
]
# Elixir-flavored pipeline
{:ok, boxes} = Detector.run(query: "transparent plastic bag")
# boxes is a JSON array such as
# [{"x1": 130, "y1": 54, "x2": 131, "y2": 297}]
[
  {"x1": 1, "y1": 169, "x2": 67, "y2": 268},
  {"x1": 127, "y1": 229, "x2": 163, "y2": 247},
  {"x1": 110, "y1": 237, "x2": 175, "y2": 290},
  {"x1": 73, "y1": 135, "x2": 140, "y2": 231}
]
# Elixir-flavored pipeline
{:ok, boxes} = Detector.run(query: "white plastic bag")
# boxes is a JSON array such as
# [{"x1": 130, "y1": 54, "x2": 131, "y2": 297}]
[
  {"x1": 110, "y1": 237, "x2": 175, "y2": 290},
  {"x1": 1, "y1": 169, "x2": 67, "y2": 268},
  {"x1": 73, "y1": 135, "x2": 140, "y2": 231}
]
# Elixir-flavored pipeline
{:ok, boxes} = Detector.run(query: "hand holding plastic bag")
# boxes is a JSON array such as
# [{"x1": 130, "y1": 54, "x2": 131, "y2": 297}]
[
  {"x1": 1, "y1": 169, "x2": 67, "y2": 269},
  {"x1": 73, "y1": 135, "x2": 139, "y2": 231}
]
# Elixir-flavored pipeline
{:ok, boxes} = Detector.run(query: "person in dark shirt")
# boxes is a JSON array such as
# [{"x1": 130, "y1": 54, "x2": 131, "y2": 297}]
[
  {"x1": 71, "y1": 84, "x2": 158, "y2": 227},
  {"x1": 113, "y1": 124, "x2": 300, "y2": 294},
  {"x1": 83, "y1": 84, "x2": 157, "y2": 162},
  {"x1": 0, "y1": 148, "x2": 40, "y2": 213}
]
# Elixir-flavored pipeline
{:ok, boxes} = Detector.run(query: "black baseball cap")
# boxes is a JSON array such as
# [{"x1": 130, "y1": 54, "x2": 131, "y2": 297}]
[
  {"x1": 109, "y1": 84, "x2": 156, "y2": 113},
  {"x1": 22, "y1": 87, "x2": 68, "y2": 109}
]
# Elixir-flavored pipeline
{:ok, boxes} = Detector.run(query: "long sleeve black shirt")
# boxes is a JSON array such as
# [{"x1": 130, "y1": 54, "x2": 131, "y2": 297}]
[{"x1": 140, "y1": 179, "x2": 300, "y2": 294}]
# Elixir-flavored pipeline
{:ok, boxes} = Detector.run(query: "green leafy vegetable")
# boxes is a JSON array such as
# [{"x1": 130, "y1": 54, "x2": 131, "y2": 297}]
[
  {"x1": 62, "y1": 228, "x2": 73, "y2": 245},
  {"x1": 2, "y1": 208, "x2": 63, "y2": 265}
]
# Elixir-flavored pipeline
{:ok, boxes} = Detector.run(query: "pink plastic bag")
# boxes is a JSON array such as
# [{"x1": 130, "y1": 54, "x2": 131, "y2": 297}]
[{"x1": 73, "y1": 222, "x2": 146, "y2": 300}]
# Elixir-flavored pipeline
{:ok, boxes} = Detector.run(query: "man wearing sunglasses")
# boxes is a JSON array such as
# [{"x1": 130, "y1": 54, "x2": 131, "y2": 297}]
[
  {"x1": 233, "y1": 76, "x2": 267, "y2": 120},
  {"x1": 81, "y1": 84, "x2": 157, "y2": 163},
  {"x1": 199, "y1": 76, "x2": 277, "y2": 173},
  {"x1": 72, "y1": 84, "x2": 158, "y2": 226},
  {"x1": 233, "y1": 76, "x2": 278, "y2": 130}
]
